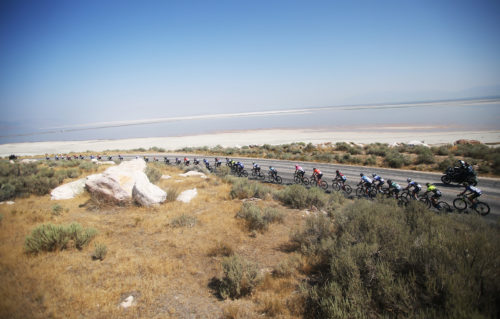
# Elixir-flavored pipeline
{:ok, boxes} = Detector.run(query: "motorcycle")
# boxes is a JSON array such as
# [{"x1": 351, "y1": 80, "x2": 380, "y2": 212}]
[{"x1": 441, "y1": 167, "x2": 477, "y2": 186}]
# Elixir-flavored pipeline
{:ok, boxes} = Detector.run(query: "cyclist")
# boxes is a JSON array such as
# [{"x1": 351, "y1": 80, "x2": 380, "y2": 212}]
[
  {"x1": 458, "y1": 183, "x2": 482, "y2": 206},
  {"x1": 215, "y1": 157, "x2": 221, "y2": 167},
  {"x1": 358, "y1": 173, "x2": 372, "y2": 188},
  {"x1": 193, "y1": 158, "x2": 199, "y2": 165},
  {"x1": 404, "y1": 178, "x2": 422, "y2": 200},
  {"x1": 386, "y1": 179, "x2": 402, "y2": 198},
  {"x1": 164, "y1": 157, "x2": 170, "y2": 164},
  {"x1": 203, "y1": 158, "x2": 210, "y2": 169},
  {"x1": 424, "y1": 183, "x2": 442, "y2": 207},
  {"x1": 252, "y1": 162, "x2": 261, "y2": 175},
  {"x1": 335, "y1": 170, "x2": 347, "y2": 184},
  {"x1": 143, "y1": 155, "x2": 148, "y2": 162},
  {"x1": 235, "y1": 161, "x2": 244, "y2": 174},
  {"x1": 312, "y1": 168, "x2": 323, "y2": 185},
  {"x1": 118, "y1": 154, "x2": 124, "y2": 161},
  {"x1": 183, "y1": 157, "x2": 190, "y2": 165},
  {"x1": 295, "y1": 164, "x2": 305, "y2": 178},
  {"x1": 269, "y1": 166, "x2": 278, "y2": 179},
  {"x1": 372, "y1": 173, "x2": 385, "y2": 192}
]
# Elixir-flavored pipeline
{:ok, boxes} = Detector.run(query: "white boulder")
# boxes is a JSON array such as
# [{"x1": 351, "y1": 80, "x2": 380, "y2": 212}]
[
  {"x1": 161, "y1": 175, "x2": 171, "y2": 180},
  {"x1": 407, "y1": 140, "x2": 429, "y2": 147},
  {"x1": 21, "y1": 159, "x2": 37, "y2": 163},
  {"x1": 179, "y1": 171, "x2": 207, "y2": 179},
  {"x1": 84, "y1": 159, "x2": 165, "y2": 206},
  {"x1": 176, "y1": 188, "x2": 198, "y2": 203},
  {"x1": 51, "y1": 178, "x2": 86, "y2": 200},
  {"x1": 132, "y1": 172, "x2": 167, "y2": 206}
]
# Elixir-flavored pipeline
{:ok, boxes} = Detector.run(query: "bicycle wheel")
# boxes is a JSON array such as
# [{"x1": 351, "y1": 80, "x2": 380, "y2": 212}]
[
  {"x1": 319, "y1": 180, "x2": 328, "y2": 190},
  {"x1": 419, "y1": 197, "x2": 431, "y2": 209},
  {"x1": 302, "y1": 177, "x2": 309, "y2": 186},
  {"x1": 332, "y1": 182, "x2": 341, "y2": 192},
  {"x1": 453, "y1": 198, "x2": 467, "y2": 211},
  {"x1": 355, "y1": 187, "x2": 364, "y2": 197},
  {"x1": 474, "y1": 202, "x2": 490, "y2": 216},
  {"x1": 436, "y1": 201, "x2": 451, "y2": 213},
  {"x1": 275, "y1": 176, "x2": 282, "y2": 184},
  {"x1": 343, "y1": 185, "x2": 352, "y2": 194},
  {"x1": 241, "y1": 170, "x2": 248, "y2": 178},
  {"x1": 294, "y1": 175, "x2": 301, "y2": 184},
  {"x1": 368, "y1": 188, "x2": 377, "y2": 199},
  {"x1": 397, "y1": 197, "x2": 409, "y2": 207},
  {"x1": 441, "y1": 175, "x2": 451, "y2": 185}
]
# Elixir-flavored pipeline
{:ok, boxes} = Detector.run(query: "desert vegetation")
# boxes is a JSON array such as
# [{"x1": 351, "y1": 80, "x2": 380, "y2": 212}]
[{"x1": 0, "y1": 161, "x2": 498, "y2": 318}]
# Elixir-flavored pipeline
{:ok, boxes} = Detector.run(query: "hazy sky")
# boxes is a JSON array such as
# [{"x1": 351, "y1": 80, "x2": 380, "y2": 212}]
[{"x1": 1, "y1": 0, "x2": 499, "y2": 126}]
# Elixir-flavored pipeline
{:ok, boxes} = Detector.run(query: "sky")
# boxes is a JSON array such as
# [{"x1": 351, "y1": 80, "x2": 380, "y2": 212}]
[{"x1": 1, "y1": 0, "x2": 500, "y2": 128}]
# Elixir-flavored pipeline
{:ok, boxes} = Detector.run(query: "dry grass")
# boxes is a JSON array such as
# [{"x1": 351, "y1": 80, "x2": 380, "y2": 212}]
[{"x1": 0, "y1": 165, "x2": 305, "y2": 318}]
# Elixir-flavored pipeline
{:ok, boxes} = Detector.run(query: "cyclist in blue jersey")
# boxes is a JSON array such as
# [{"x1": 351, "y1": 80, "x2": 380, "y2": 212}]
[
  {"x1": 372, "y1": 173, "x2": 385, "y2": 192},
  {"x1": 458, "y1": 183, "x2": 482, "y2": 206},
  {"x1": 404, "y1": 178, "x2": 422, "y2": 200}
]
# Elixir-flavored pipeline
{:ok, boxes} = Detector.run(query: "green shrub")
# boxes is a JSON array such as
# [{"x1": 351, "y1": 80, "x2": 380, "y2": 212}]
[
  {"x1": 236, "y1": 203, "x2": 284, "y2": 231},
  {"x1": 277, "y1": 184, "x2": 331, "y2": 209},
  {"x1": 453, "y1": 144, "x2": 490, "y2": 159},
  {"x1": 230, "y1": 179, "x2": 274, "y2": 199},
  {"x1": 363, "y1": 155, "x2": 377, "y2": 166},
  {"x1": 218, "y1": 255, "x2": 260, "y2": 299},
  {"x1": 297, "y1": 200, "x2": 500, "y2": 318},
  {"x1": 208, "y1": 241, "x2": 234, "y2": 257},
  {"x1": 0, "y1": 213, "x2": 3, "y2": 224},
  {"x1": 166, "y1": 187, "x2": 180, "y2": 202},
  {"x1": 0, "y1": 183, "x2": 15, "y2": 201},
  {"x1": 384, "y1": 150, "x2": 409, "y2": 168},
  {"x1": 415, "y1": 147, "x2": 435, "y2": 164},
  {"x1": 365, "y1": 143, "x2": 389, "y2": 156},
  {"x1": 92, "y1": 243, "x2": 107, "y2": 260},
  {"x1": 437, "y1": 156, "x2": 456, "y2": 171},
  {"x1": 145, "y1": 165, "x2": 162, "y2": 183},
  {"x1": 431, "y1": 145, "x2": 451, "y2": 156},
  {"x1": 24, "y1": 223, "x2": 97, "y2": 253},
  {"x1": 51, "y1": 204, "x2": 63, "y2": 215},
  {"x1": 79, "y1": 161, "x2": 95, "y2": 172},
  {"x1": 170, "y1": 214, "x2": 197, "y2": 228}
]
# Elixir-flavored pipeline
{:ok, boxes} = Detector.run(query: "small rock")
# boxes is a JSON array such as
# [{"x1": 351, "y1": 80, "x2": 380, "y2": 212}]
[
  {"x1": 176, "y1": 188, "x2": 198, "y2": 203},
  {"x1": 161, "y1": 175, "x2": 171, "y2": 180},
  {"x1": 21, "y1": 159, "x2": 37, "y2": 163},
  {"x1": 179, "y1": 171, "x2": 207, "y2": 179},
  {"x1": 6, "y1": 201, "x2": 14, "y2": 205},
  {"x1": 120, "y1": 295, "x2": 135, "y2": 308}
]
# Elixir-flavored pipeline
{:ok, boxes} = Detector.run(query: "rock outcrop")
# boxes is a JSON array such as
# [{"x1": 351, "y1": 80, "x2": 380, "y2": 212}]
[
  {"x1": 85, "y1": 159, "x2": 166, "y2": 206},
  {"x1": 132, "y1": 172, "x2": 167, "y2": 206},
  {"x1": 51, "y1": 178, "x2": 86, "y2": 200}
]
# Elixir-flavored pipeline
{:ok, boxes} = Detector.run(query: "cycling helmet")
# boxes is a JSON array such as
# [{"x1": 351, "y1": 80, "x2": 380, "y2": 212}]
[
  {"x1": 336, "y1": 170, "x2": 339, "y2": 173},
  {"x1": 387, "y1": 179, "x2": 392, "y2": 184},
  {"x1": 407, "y1": 178, "x2": 412, "y2": 183},
  {"x1": 360, "y1": 173, "x2": 364, "y2": 177},
  {"x1": 269, "y1": 166, "x2": 272, "y2": 169},
  {"x1": 426, "y1": 182, "x2": 431, "y2": 186},
  {"x1": 372, "y1": 173, "x2": 377, "y2": 177},
  {"x1": 252, "y1": 162, "x2": 255, "y2": 165}
]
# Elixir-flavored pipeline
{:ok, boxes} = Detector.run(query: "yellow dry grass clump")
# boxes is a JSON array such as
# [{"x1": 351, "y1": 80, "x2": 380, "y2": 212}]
[{"x1": 0, "y1": 165, "x2": 305, "y2": 318}]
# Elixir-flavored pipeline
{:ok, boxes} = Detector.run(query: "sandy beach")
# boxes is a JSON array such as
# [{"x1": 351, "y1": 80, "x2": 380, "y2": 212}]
[{"x1": 1, "y1": 128, "x2": 499, "y2": 157}]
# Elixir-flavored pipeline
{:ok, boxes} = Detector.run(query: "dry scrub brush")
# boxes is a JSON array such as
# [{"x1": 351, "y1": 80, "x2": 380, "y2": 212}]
[{"x1": 294, "y1": 199, "x2": 500, "y2": 318}]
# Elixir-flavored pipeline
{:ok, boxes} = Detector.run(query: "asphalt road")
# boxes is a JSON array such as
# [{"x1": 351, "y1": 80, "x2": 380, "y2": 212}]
[{"x1": 46, "y1": 153, "x2": 500, "y2": 222}]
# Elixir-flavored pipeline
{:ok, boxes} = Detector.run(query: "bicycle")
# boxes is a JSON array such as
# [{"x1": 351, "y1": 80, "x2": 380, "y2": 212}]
[
  {"x1": 251, "y1": 167, "x2": 265, "y2": 180},
  {"x1": 453, "y1": 194, "x2": 490, "y2": 216},
  {"x1": 310, "y1": 174, "x2": 328, "y2": 190},
  {"x1": 268, "y1": 172, "x2": 283, "y2": 184},
  {"x1": 236, "y1": 168, "x2": 249, "y2": 178},
  {"x1": 355, "y1": 184, "x2": 377, "y2": 198},
  {"x1": 419, "y1": 194, "x2": 452, "y2": 212},
  {"x1": 293, "y1": 172, "x2": 309, "y2": 186},
  {"x1": 332, "y1": 178, "x2": 352, "y2": 194}
]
